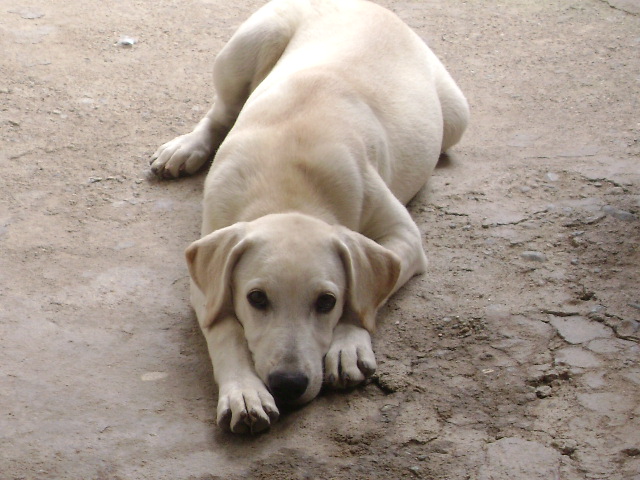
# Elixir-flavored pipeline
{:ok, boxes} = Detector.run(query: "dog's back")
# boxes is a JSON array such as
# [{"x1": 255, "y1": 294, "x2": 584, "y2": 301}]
[{"x1": 207, "y1": 0, "x2": 468, "y2": 212}]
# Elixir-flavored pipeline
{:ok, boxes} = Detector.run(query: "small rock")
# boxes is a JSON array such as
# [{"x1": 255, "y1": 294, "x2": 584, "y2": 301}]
[
  {"x1": 545, "y1": 172, "x2": 559, "y2": 182},
  {"x1": 602, "y1": 205, "x2": 637, "y2": 221},
  {"x1": 616, "y1": 318, "x2": 639, "y2": 340},
  {"x1": 552, "y1": 438, "x2": 577, "y2": 456},
  {"x1": 8, "y1": 8, "x2": 45, "y2": 19},
  {"x1": 621, "y1": 447, "x2": 640, "y2": 457},
  {"x1": 535, "y1": 385, "x2": 552, "y2": 398},
  {"x1": 521, "y1": 251, "x2": 547, "y2": 262},
  {"x1": 548, "y1": 316, "x2": 612, "y2": 344},
  {"x1": 115, "y1": 36, "x2": 137, "y2": 47},
  {"x1": 569, "y1": 236, "x2": 583, "y2": 247},
  {"x1": 373, "y1": 368, "x2": 409, "y2": 393},
  {"x1": 583, "y1": 213, "x2": 605, "y2": 224},
  {"x1": 555, "y1": 347, "x2": 601, "y2": 369},
  {"x1": 380, "y1": 404, "x2": 397, "y2": 413}
]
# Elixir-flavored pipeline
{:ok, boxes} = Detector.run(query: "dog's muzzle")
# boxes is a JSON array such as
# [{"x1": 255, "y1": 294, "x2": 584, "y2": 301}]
[{"x1": 267, "y1": 371, "x2": 309, "y2": 404}]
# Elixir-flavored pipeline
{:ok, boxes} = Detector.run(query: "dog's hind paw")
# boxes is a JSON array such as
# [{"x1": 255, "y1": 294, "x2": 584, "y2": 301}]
[
  {"x1": 216, "y1": 382, "x2": 279, "y2": 434},
  {"x1": 150, "y1": 133, "x2": 213, "y2": 179},
  {"x1": 324, "y1": 323, "x2": 377, "y2": 389}
]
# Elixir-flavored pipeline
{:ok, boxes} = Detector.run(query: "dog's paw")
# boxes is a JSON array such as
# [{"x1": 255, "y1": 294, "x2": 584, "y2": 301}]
[
  {"x1": 150, "y1": 133, "x2": 212, "y2": 179},
  {"x1": 324, "y1": 323, "x2": 377, "y2": 389},
  {"x1": 216, "y1": 381, "x2": 279, "y2": 434}
]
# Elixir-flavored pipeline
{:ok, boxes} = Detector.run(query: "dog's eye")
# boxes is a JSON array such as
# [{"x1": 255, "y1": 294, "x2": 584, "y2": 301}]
[
  {"x1": 247, "y1": 289, "x2": 269, "y2": 310},
  {"x1": 315, "y1": 293, "x2": 336, "y2": 314}
]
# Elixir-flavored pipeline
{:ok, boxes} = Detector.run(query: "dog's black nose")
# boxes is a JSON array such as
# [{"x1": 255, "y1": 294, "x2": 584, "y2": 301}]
[{"x1": 268, "y1": 371, "x2": 309, "y2": 403}]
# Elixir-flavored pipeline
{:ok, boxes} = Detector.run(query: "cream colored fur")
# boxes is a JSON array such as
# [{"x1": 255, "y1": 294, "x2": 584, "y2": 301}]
[{"x1": 151, "y1": 0, "x2": 469, "y2": 434}]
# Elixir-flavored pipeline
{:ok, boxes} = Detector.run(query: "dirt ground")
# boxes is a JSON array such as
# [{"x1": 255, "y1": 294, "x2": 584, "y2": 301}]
[{"x1": 1, "y1": 0, "x2": 639, "y2": 478}]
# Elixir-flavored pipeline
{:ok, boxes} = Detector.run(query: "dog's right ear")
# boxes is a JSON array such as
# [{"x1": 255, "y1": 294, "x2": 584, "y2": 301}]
[{"x1": 185, "y1": 223, "x2": 249, "y2": 329}]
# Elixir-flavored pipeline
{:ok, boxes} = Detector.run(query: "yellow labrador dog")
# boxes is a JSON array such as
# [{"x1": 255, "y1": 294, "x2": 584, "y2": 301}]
[{"x1": 151, "y1": 0, "x2": 468, "y2": 433}]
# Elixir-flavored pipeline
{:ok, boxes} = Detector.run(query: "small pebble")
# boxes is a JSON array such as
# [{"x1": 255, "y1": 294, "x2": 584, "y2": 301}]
[
  {"x1": 116, "y1": 36, "x2": 137, "y2": 47},
  {"x1": 8, "y1": 8, "x2": 44, "y2": 19},
  {"x1": 521, "y1": 251, "x2": 547, "y2": 262},
  {"x1": 602, "y1": 205, "x2": 636, "y2": 222},
  {"x1": 584, "y1": 214, "x2": 605, "y2": 224},
  {"x1": 570, "y1": 237, "x2": 583, "y2": 247}
]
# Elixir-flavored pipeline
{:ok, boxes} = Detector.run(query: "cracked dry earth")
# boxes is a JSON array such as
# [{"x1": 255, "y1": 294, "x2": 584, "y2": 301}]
[{"x1": 1, "y1": 0, "x2": 639, "y2": 479}]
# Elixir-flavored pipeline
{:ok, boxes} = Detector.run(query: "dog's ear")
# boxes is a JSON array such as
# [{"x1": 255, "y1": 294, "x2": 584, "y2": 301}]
[
  {"x1": 335, "y1": 228, "x2": 401, "y2": 332},
  {"x1": 185, "y1": 223, "x2": 249, "y2": 329}
]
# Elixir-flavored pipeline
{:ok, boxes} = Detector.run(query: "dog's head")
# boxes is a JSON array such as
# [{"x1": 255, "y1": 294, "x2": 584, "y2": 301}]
[{"x1": 185, "y1": 213, "x2": 400, "y2": 406}]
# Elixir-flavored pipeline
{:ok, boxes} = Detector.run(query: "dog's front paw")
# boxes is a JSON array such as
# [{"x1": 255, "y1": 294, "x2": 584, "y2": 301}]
[
  {"x1": 324, "y1": 323, "x2": 377, "y2": 389},
  {"x1": 150, "y1": 133, "x2": 212, "y2": 179},
  {"x1": 217, "y1": 381, "x2": 279, "y2": 434}
]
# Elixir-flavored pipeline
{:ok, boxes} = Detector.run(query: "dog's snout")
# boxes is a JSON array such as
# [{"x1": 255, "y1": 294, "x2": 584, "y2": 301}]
[{"x1": 268, "y1": 371, "x2": 309, "y2": 403}]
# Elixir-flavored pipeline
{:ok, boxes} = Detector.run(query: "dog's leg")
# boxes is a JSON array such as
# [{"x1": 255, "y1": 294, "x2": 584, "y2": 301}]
[
  {"x1": 150, "y1": 2, "x2": 296, "y2": 178},
  {"x1": 324, "y1": 218, "x2": 422, "y2": 389},
  {"x1": 324, "y1": 322, "x2": 377, "y2": 388},
  {"x1": 149, "y1": 103, "x2": 231, "y2": 179},
  {"x1": 326, "y1": 189, "x2": 429, "y2": 389},
  {"x1": 190, "y1": 283, "x2": 278, "y2": 433},
  {"x1": 202, "y1": 315, "x2": 280, "y2": 433}
]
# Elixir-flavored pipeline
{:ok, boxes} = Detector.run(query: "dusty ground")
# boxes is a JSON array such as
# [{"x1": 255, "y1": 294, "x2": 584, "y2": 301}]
[{"x1": 1, "y1": 0, "x2": 639, "y2": 478}]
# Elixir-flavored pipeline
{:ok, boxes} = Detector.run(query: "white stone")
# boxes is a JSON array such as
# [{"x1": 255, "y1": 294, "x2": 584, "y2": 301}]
[
  {"x1": 555, "y1": 347, "x2": 601, "y2": 368},
  {"x1": 478, "y1": 437, "x2": 561, "y2": 480},
  {"x1": 548, "y1": 316, "x2": 612, "y2": 344}
]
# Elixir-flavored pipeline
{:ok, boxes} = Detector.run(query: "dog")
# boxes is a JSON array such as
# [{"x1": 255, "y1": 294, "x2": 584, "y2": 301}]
[{"x1": 150, "y1": 0, "x2": 469, "y2": 433}]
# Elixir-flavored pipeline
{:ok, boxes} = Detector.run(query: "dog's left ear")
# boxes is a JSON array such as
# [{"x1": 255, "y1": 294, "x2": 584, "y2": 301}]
[
  {"x1": 335, "y1": 228, "x2": 401, "y2": 332},
  {"x1": 185, "y1": 223, "x2": 250, "y2": 329}
]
